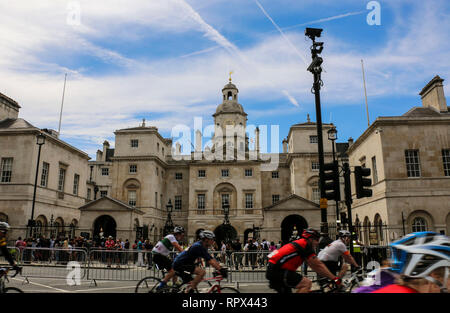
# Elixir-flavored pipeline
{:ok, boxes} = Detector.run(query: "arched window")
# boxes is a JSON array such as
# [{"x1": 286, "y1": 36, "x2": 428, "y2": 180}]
[
  {"x1": 227, "y1": 91, "x2": 232, "y2": 100},
  {"x1": 412, "y1": 217, "x2": 427, "y2": 232}
]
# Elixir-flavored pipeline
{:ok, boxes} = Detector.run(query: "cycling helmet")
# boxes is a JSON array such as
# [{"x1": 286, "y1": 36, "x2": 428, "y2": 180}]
[
  {"x1": 338, "y1": 230, "x2": 351, "y2": 238},
  {"x1": 301, "y1": 228, "x2": 321, "y2": 240},
  {"x1": 173, "y1": 226, "x2": 185, "y2": 234},
  {"x1": 390, "y1": 232, "x2": 450, "y2": 292},
  {"x1": 0, "y1": 222, "x2": 10, "y2": 232},
  {"x1": 199, "y1": 230, "x2": 215, "y2": 240}
]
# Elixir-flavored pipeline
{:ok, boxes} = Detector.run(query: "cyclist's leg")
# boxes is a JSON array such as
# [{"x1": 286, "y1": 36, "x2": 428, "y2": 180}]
[
  {"x1": 189, "y1": 266, "x2": 205, "y2": 291},
  {"x1": 295, "y1": 276, "x2": 312, "y2": 293},
  {"x1": 281, "y1": 270, "x2": 310, "y2": 293}
]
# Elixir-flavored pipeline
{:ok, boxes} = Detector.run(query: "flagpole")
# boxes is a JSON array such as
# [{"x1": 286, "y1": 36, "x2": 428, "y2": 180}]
[
  {"x1": 58, "y1": 73, "x2": 67, "y2": 137},
  {"x1": 361, "y1": 60, "x2": 370, "y2": 127}
]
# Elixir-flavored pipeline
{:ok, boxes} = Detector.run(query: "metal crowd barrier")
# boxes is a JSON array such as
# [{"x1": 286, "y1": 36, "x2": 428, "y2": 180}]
[{"x1": 19, "y1": 247, "x2": 88, "y2": 279}]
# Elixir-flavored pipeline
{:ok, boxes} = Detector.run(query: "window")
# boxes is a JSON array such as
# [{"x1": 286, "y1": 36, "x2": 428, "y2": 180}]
[
  {"x1": 221, "y1": 194, "x2": 230, "y2": 208},
  {"x1": 128, "y1": 190, "x2": 136, "y2": 207},
  {"x1": 311, "y1": 161, "x2": 320, "y2": 171},
  {"x1": 197, "y1": 194, "x2": 205, "y2": 209},
  {"x1": 245, "y1": 169, "x2": 253, "y2": 177},
  {"x1": 155, "y1": 192, "x2": 158, "y2": 207},
  {"x1": 310, "y1": 135, "x2": 318, "y2": 143},
  {"x1": 175, "y1": 172, "x2": 182, "y2": 180},
  {"x1": 40, "y1": 162, "x2": 49, "y2": 187},
  {"x1": 312, "y1": 187, "x2": 320, "y2": 203},
  {"x1": 100, "y1": 190, "x2": 108, "y2": 198},
  {"x1": 58, "y1": 168, "x2": 66, "y2": 192},
  {"x1": 412, "y1": 217, "x2": 427, "y2": 232},
  {"x1": 271, "y1": 171, "x2": 279, "y2": 178},
  {"x1": 157, "y1": 143, "x2": 160, "y2": 151},
  {"x1": 129, "y1": 164, "x2": 137, "y2": 174},
  {"x1": 175, "y1": 196, "x2": 182, "y2": 210},
  {"x1": 162, "y1": 147, "x2": 165, "y2": 156},
  {"x1": 73, "y1": 174, "x2": 80, "y2": 195},
  {"x1": 101, "y1": 168, "x2": 109, "y2": 176},
  {"x1": 245, "y1": 193, "x2": 253, "y2": 209},
  {"x1": 221, "y1": 169, "x2": 229, "y2": 177},
  {"x1": 131, "y1": 139, "x2": 139, "y2": 148},
  {"x1": 198, "y1": 170, "x2": 206, "y2": 178},
  {"x1": 87, "y1": 188, "x2": 91, "y2": 200},
  {"x1": 156, "y1": 167, "x2": 159, "y2": 176},
  {"x1": 372, "y1": 156, "x2": 378, "y2": 184},
  {"x1": 405, "y1": 150, "x2": 421, "y2": 177},
  {"x1": 443, "y1": 149, "x2": 450, "y2": 176},
  {"x1": 272, "y1": 195, "x2": 280, "y2": 204},
  {"x1": 0, "y1": 158, "x2": 13, "y2": 182}
]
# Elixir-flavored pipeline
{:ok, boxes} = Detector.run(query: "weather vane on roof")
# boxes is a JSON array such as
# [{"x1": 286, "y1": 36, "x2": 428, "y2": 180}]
[{"x1": 229, "y1": 70, "x2": 233, "y2": 82}]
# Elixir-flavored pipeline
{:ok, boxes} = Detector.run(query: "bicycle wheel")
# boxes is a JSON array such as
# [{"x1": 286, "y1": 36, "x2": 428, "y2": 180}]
[
  {"x1": 4, "y1": 287, "x2": 24, "y2": 293},
  {"x1": 135, "y1": 276, "x2": 162, "y2": 293},
  {"x1": 215, "y1": 286, "x2": 240, "y2": 293}
]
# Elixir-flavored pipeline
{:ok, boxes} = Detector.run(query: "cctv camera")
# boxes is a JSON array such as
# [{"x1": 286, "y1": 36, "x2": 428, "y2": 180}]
[{"x1": 305, "y1": 28, "x2": 323, "y2": 40}]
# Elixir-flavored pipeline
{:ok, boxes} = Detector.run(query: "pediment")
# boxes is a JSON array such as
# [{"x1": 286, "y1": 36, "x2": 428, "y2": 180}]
[
  {"x1": 79, "y1": 196, "x2": 141, "y2": 213},
  {"x1": 263, "y1": 194, "x2": 319, "y2": 211}
]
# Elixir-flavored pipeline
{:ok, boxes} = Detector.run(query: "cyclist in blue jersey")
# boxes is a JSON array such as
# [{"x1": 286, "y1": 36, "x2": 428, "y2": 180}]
[{"x1": 172, "y1": 230, "x2": 227, "y2": 293}]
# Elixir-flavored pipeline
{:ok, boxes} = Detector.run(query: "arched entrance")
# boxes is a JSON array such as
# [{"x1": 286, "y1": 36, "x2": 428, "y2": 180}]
[
  {"x1": 214, "y1": 224, "x2": 237, "y2": 245},
  {"x1": 93, "y1": 215, "x2": 117, "y2": 240},
  {"x1": 281, "y1": 215, "x2": 308, "y2": 245}
]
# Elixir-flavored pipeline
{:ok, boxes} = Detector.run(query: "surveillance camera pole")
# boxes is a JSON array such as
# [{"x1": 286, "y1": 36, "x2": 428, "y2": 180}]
[{"x1": 306, "y1": 28, "x2": 328, "y2": 234}]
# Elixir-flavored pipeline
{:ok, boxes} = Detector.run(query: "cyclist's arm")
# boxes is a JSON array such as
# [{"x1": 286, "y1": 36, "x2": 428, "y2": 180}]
[
  {"x1": 172, "y1": 242, "x2": 184, "y2": 253},
  {"x1": 306, "y1": 255, "x2": 336, "y2": 281},
  {"x1": 207, "y1": 258, "x2": 222, "y2": 271},
  {"x1": 342, "y1": 251, "x2": 359, "y2": 267},
  {"x1": 0, "y1": 245, "x2": 16, "y2": 266}
]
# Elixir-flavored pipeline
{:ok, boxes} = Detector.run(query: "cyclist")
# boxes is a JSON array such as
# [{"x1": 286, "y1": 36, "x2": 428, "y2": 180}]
[
  {"x1": 153, "y1": 226, "x2": 186, "y2": 290},
  {"x1": 172, "y1": 230, "x2": 227, "y2": 293},
  {"x1": 266, "y1": 228, "x2": 342, "y2": 293},
  {"x1": 318, "y1": 230, "x2": 360, "y2": 278},
  {"x1": 0, "y1": 222, "x2": 21, "y2": 272},
  {"x1": 373, "y1": 232, "x2": 450, "y2": 293}
]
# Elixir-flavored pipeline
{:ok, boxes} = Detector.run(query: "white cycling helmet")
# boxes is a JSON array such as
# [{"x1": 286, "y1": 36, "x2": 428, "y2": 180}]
[
  {"x1": 173, "y1": 226, "x2": 185, "y2": 234},
  {"x1": 0, "y1": 222, "x2": 10, "y2": 232},
  {"x1": 199, "y1": 230, "x2": 215, "y2": 240},
  {"x1": 338, "y1": 230, "x2": 351, "y2": 238},
  {"x1": 390, "y1": 232, "x2": 450, "y2": 292}
]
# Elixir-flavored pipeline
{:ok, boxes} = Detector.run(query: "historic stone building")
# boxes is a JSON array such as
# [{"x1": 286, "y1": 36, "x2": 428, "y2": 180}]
[
  {"x1": 0, "y1": 92, "x2": 90, "y2": 241},
  {"x1": 347, "y1": 76, "x2": 450, "y2": 245},
  {"x1": 84, "y1": 81, "x2": 338, "y2": 244}
]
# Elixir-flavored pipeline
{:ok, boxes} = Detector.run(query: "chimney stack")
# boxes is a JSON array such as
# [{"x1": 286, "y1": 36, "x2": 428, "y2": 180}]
[
  {"x1": 282, "y1": 138, "x2": 288, "y2": 153},
  {"x1": 255, "y1": 127, "x2": 260, "y2": 153},
  {"x1": 348, "y1": 137, "x2": 354, "y2": 147},
  {"x1": 102, "y1": 140, "x2": 110, "y2": 162},
  {"x1": 419, "y1": 75, "x2": 448, "y2": 113}
]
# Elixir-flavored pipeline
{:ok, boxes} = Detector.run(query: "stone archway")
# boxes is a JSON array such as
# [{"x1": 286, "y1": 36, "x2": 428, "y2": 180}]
[
  {"x1": 214, "y1": 224, "x2": 237, "y2": 245},
  {"x1": 93, "y1": 215, "x2": 117, "y2": 240},
  {"x1": 280, "y1": 214, "x2": 308, "y2": 245}
]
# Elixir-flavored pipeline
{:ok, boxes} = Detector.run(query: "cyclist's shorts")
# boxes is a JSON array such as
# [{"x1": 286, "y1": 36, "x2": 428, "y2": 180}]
[
  {"x1": 322, "y1": 261, "x2": 339, "y2": 276},
  {"x1": 153, "y1": 253, "x2": 172, "y2": 271},
  {"x1": 173, "y1": 263, "x2": 195, "y2": 283},
  {"x1": 266, "y1": 263, "x2": 303, "y2": 293}
]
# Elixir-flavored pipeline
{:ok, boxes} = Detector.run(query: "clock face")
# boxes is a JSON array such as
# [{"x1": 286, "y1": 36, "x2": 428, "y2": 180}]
[{"x1": 225, "y1": 120, "x2": 235, "y2": 126}]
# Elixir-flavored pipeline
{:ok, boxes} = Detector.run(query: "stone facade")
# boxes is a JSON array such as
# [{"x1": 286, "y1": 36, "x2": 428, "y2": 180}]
[{"x1": 347, "y1": 75, "x2": 450, "y2": 245}]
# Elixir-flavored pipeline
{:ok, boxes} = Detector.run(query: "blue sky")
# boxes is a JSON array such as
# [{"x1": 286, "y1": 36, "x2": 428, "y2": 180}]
[{"x1": 0, "y1": 0, "x2": 449, "y2": 158}]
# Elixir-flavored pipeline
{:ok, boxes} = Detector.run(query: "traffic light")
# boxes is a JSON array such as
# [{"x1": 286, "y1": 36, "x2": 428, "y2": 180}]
[
  {"x1": 354, "y1": 166, "x2": 372, "y2": 198},
  {"x1": 323, "y1": 161, "x2": 341, "y2": 201}
]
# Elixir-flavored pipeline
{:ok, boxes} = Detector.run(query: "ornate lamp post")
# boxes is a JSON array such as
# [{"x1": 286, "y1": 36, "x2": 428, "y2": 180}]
[
  {"x1": 28, "y1": 132, "x2": 46, "y2": 238},
  {"x1": 163, "y1": 199, "x2": 174, "y2": 236},
  {"x1": 222, "y1": 199, "x2": 230, "y2": 225},
  {"x1": 327, "y1": 126, "x2": 340, "y2": 229}
]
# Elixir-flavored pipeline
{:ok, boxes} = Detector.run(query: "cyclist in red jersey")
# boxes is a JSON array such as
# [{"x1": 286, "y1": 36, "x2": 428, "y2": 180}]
[{"x1": 266, "y1": 228, "x2": 341, "y2": 293}]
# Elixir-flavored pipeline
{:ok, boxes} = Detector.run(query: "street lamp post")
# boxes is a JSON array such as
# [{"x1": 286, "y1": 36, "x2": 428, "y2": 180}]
[
  {"x1": 29, "y1": 132, "x2": 46, "y2": 238},
  {"x1": 327, "y1": 126, "x2": 340, "y2": 230},
  {"x1": 163, "y1": 199, "x2": 174, "y2": 236},
  {"x1": 222, "y1": 200, "x2": 230, "y2": 225},
  {"x1": 305, "y1": 27, "x2": 328, "y2": 234}
]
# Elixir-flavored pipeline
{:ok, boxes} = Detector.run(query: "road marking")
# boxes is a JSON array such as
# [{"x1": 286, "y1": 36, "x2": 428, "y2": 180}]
[
  {"x1": 12, "y1": 278, "x2": 70, "y2": 293},
  {"x1": 74, "y1": 285, "x2": 136, "y2": 292}
]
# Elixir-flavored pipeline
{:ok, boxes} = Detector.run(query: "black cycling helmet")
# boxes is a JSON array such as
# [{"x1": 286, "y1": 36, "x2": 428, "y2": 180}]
[{"x1": 301, "y1": 228, "x2": 321, "y2": 240}]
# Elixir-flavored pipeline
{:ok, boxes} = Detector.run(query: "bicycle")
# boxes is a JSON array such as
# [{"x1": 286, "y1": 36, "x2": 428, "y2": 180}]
[
  {"x1": 310, "y1": 268, "x2": 365, "y2": 293},
  {"x1": 0, "y1": 267, "x2": 23, "y2": 293}
]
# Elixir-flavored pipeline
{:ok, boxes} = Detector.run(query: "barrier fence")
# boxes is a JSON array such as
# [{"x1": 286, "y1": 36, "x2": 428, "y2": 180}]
[{"x1": 0, "y1": 246, "x2": 390, "y2": 284}]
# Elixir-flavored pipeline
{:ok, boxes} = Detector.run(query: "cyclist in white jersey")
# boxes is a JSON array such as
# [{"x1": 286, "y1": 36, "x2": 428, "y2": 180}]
[
  {"x1": 152, "y1": 226, "x2": 185, "y2": 290},
  {"x1": 318, "y1": 230, "x2": 360, "y2": 277}
]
